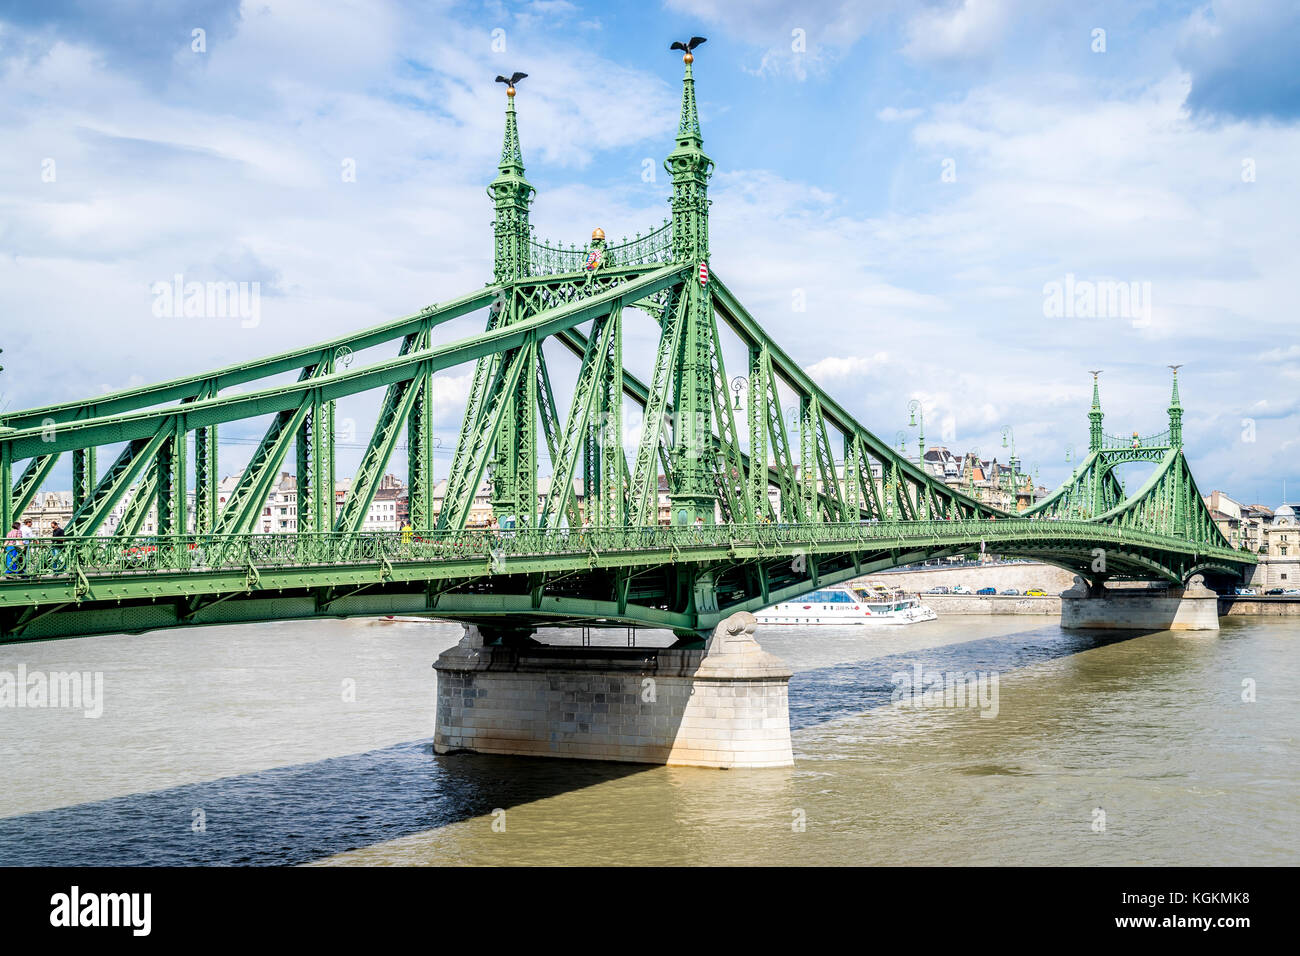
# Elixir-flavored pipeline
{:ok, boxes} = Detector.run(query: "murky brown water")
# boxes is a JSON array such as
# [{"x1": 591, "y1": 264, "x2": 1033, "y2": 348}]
[{"x1": 1, "y1": 615, "x2": 1295, "y2": 866}]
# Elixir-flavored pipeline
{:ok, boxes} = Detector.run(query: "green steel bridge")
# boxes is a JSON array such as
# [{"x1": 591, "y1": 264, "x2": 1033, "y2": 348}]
[{"x1": 0, "y1": 54, "x2": 1253, "y2": 645}]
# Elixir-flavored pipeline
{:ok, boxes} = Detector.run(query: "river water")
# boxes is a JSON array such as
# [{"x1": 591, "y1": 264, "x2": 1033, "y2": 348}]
[{"x1": 0, "y1": 614, "x2": 1295, "y2": 866}]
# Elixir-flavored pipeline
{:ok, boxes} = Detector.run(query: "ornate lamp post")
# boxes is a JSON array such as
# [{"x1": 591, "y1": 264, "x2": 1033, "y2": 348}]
[
  {"x1": 1001, "y1": 425, "x2": 1022, "y2": 510},
  {"x1": 731, "y1": 375, "x2": 747, "y2": 411},
  {"x1": 907, "y1": 399, "x2": 925, "y2": 463}
]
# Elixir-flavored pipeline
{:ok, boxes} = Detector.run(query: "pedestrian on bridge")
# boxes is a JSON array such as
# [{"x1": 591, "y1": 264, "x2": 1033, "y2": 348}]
[{"x1": 4, "y1": 522, "x2": 22, "y2": 575}]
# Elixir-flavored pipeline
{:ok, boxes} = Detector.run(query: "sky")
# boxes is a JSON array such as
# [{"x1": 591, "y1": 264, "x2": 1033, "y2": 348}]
[{"x1": 0, "y1": 0, "x2": 1297, "y2": 505}]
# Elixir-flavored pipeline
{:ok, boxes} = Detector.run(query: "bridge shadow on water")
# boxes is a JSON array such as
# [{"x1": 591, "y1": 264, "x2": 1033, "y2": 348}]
[
  {"x1": 787, "y1": 625, "x2": 1152, "y2": 731},
  {"x1": 0, "y1": 625, "x2": 1151, "y2": 866},
  {"x1": 0, "y1": 744, "x2": 654, "y2": 867}
]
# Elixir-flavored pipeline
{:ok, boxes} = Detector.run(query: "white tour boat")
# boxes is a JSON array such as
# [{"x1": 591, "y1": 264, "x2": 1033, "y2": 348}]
[{"x1": 755, "y1": 583, "x2": 938, "y2": 626}]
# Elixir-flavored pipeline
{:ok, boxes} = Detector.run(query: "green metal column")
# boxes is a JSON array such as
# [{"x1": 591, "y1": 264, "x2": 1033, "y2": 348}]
[
  {"x1": 194, "y1": 427, "x2": 216, "y2": 533},
  {"x1": 583, "y1": 416, "x2": 599, "y2": 528},
  {"x1": 747, "y1": 345, "x2": 768, "y2": 520},
  {"x1": 843, "y1": 435, "x2": 859, "y2": 518},
  {"x1": 408, "y1": 365, "x2": 436, "y2": 530},
  {"x1": 0, "y1": 433, "x2": 11, "y2": 535},
  {"x1": 516, "y1": 343, "x2": 539, "y2": 528},
  {"x1": 72, "y1": 447, "x2": 97, "y2": 516},
  {"x1": 298, "y1": 366, "x2": 336, "y2": 534},
  {"x1": 295, "y1": 356, "x2": 336, "y2": 535},
  {"x1": 295, "y1": 413, "x2": 312, "y2": 533},
  {"x1": 156, "y1": 417, "x2": 187, "y2": 535},
  {"x1": 799, "y1": 395, "x2": 815, "y2": 521},
  {"x1": 600, "y1": 307, "x2": 623, "y2": 527}
]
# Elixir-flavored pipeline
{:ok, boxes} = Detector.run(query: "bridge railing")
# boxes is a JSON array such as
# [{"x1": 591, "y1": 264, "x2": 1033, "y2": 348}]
[
  {"x1": 1102, "y1": 430, "x2": 1170, "y2": 449},
  {"x1": 0, "y1": 518, "x2": 1251, "y2": 582},
  {"x1": 528, "y1": 220, "x2": 674, "y2": 276}
]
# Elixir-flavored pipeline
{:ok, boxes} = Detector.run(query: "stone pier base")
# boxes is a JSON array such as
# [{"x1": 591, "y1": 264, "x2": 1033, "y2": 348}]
[
  {"x1": 433, "y1": 611, "x2": 793, "y2": 768},
  {"x1": 1060, "y1": 575, "x2": 1220, "y2": 631}
]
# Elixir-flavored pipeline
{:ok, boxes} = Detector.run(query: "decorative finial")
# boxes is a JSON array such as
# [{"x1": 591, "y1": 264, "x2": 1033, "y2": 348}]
[
  {"x1": 495, "y1": 71, "x2": 527, "y2": 97},
  {"x1": 592, "y1": 227, "x2": 605, "y2": 241},
  {"x1": 670, "y1": 36, "x2": 707, "y2": 63}
]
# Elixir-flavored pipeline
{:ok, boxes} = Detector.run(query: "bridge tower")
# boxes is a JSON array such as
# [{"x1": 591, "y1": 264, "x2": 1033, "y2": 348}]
[
  {"x1": 1167, "y1": 365, "x2": 1183, "y2": 449},
  {"x1": 486, "y1": 80, "x2": 539, "y2": 526},
  {"x1": 665, "y1": 49, "x2": 717, "y2": 526},
  {"x1": 489, "y1": 81, "x2": 535, "y2": 282},
  {"x1": 1088, "y1": 370, "x2": 1104, "y2": 453}
]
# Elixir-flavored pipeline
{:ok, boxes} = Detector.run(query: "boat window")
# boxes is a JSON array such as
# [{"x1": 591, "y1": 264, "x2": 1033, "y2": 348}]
[{"x1": 806, "y1": 589, "x2": 854, "y2": 603}]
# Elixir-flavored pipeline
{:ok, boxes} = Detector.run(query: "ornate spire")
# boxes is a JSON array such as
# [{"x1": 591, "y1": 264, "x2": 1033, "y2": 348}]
[
  {"x1": 1088, "y1": 370, "x2": 1104, "y2": 453},
  {"x1": 489, "y1": 77, "x2": 535, "y2": 283},
  {"x1": 499, "y1": 94, "x2": 524, "y2": 169},
  {"x1": 676, "y1": 56, "x2": 702, "y2": 144},
  {"x1": 1168, "y1": 364, "x2": 1183, "y2": 447}
]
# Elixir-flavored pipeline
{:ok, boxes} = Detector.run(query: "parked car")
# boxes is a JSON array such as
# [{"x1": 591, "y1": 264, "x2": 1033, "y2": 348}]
[
  {"x1": 1265, "y1": 588, "x2": 1285, "y2": 595},
  {"x1": 1025, "y1": 588, "x2": 1047, "y2": 597},
  {"x1": 976, "y1": 587, "x2": 997, "y2": 595},
  {"x1": 1000, "y1": 588, "x2": 1020, "y2": 595},
  {"x1": 924, "y1": 586, "x2": 951, "y2": 594},
  {"x1": 951, "y1": 584, "x2": 970, "y2": 594},
  {"x1": 1285, "y1": 588, "x2": 1300, "y2": 595},
  {"x1": 1235, "y1": 587, "x2": 1257, "y2": 595}
]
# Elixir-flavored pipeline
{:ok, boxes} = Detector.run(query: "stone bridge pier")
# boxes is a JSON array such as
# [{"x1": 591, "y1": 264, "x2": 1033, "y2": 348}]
[
  {"x1": 1060, "y1": 574, "x2": 1220, "y2": 631},
  {"x1": 433, "y1": 611, "x2": 794, "y2": 768}
]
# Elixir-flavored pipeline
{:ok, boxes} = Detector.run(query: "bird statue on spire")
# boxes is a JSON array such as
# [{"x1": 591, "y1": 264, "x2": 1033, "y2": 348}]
[
  {"x1": 495, "y1": 72, "x2": 527, "y2": 96},
  {"x1": 670, "y1": 36, "x2": 707, "y2": 62}
]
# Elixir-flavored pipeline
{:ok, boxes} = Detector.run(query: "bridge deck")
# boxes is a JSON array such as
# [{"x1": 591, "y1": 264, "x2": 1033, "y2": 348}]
[{"x1": 0, "y1": 519, "x2": 1254, "y2": 643}]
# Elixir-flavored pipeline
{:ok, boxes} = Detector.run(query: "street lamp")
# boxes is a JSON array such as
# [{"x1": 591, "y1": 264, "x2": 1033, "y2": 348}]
[
  {"x1": 907, "y1": 399, "x2": 925, "y2": 462},
  {"x1": 1000, "y1": 425, "x2": 1021, "y2": 508},
  {"x1": 731, "y1": 375, "x2": 747, "y2": 411}
]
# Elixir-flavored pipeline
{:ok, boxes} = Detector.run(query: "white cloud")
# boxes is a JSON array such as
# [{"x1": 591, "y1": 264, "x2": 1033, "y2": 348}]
[
  {"x1": 806, "y1": 353, "x2": 891, "y2": 381},
  {"x1": 877, "y1": 106, "x2": 924, "y2": 122},
  {"x1": 901, "y1": 0, "x2": 1017, "y2": 65}
]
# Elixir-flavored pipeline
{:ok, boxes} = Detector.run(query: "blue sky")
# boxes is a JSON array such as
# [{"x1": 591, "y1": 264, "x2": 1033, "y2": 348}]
[{"x1": 0, "y1": 0, "x2": 1297, "y2": 504}]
